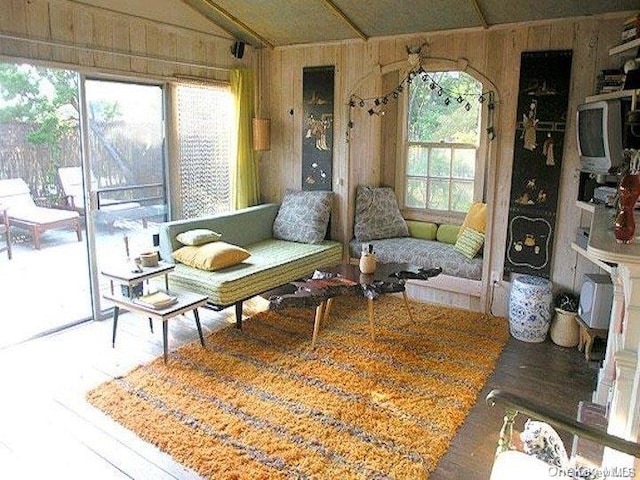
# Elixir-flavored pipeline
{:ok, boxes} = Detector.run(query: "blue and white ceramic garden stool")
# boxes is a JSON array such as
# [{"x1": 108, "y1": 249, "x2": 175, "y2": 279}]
[{"x1": 509, "y1": 274, "x2": 553, "y2": 342}]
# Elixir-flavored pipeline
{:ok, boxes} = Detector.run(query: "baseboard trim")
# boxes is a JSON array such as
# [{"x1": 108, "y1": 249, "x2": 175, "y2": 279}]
[{"x1": 407, "y1": 274, "x2": 482, "y2": 297}]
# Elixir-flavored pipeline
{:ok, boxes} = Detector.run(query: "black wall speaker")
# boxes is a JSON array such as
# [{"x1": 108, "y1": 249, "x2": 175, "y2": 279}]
[{"x1": 231, "y1": 41, "x2": 245, "y2": 59}]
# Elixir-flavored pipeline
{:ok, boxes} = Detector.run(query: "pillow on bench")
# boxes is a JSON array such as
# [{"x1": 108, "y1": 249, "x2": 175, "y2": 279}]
[
  {"x1": 436, "y1": 224, "x2": 461, "y2": 244},
  {"x1": 406, "y1": 220, "x2": 437, "y2": 240},
  {"x1": 273, "y1": 190, "x2": 333, "y2": 244},
  {"x1": 454, "y1": 227, "x2": 485, "y2": 259},
  {"x1": 354, "y1": 186, "x2": 408, "y2": 241},
  {"x1": 173, "y1": 241, "x2": 251, "y2": 271},
  {"x1": 458, "y1": 202, "x2": 487, "y2": 239},
  {"x1": 176, "y1": 228, "x2": 222, "y2": 246}
]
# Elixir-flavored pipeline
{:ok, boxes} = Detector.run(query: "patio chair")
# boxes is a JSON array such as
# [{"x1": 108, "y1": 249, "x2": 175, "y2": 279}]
[
  {"x1": 57, "y1": 166, "x2": 155, "y2": 229},
  {"x1": 0, "y1": 204, "x2": 11, "y2": 259},
  {"x1": 0, "y1": 178, "x2": 82, "y2": 250}
]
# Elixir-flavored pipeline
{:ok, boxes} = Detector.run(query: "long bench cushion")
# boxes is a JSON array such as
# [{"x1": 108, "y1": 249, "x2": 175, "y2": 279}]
[
  {"x1": 350, "y1": 237, "x2": 482, "y2": 281},
  {"x1": 170, "y1": 238, "x2": 343, "y2": 306}
]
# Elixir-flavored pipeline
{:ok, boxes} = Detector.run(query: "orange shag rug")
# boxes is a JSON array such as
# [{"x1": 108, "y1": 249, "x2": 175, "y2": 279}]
[{"x1": 87, "y1": 295, "x2": 508, "y2": 479}]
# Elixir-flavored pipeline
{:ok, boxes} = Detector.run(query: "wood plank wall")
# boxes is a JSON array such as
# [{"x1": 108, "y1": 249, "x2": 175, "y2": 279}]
[
  {"x1": 258, "y1": 14, "x2": 632, "y2": 315},
  {"x1": 0, "y1": 0, "x2": 252, "y2": 223},
  {"x1": 0, "y1": 2, "x2": 633, "y2": 315},
  {"x1": 0, "y1": 0, "x2": 250, "y2": 83}
]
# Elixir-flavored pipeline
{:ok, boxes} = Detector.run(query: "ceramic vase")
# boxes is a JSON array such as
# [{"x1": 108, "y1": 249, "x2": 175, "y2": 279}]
[
  {"x1": 359, "y1": 253, "x2": 377, "y2": 274},
  {"x1": 508, "y1": 274, "x2": 553, "y2": 342},
  {"x1": 614, "y1": 171, "x2": 640, "y2": 244}
]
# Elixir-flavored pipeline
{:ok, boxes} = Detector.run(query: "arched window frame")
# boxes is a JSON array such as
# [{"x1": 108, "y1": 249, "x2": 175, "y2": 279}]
[{"x1": 395, "y1": 61, "x2": 491, "y2": 225}]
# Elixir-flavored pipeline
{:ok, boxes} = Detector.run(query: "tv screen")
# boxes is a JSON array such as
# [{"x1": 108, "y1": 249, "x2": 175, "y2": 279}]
[
  {"x1": 578, "y1": 108, "x2": 604, "y2": 157},
  {"x1": 577, "y1": 100, "x2": 622, "y2": 174}
]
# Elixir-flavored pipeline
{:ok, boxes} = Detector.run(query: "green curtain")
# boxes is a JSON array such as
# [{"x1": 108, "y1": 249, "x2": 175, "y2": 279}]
[{"x1": 230, "y1": 68, "x2": 260, "y2": 209}]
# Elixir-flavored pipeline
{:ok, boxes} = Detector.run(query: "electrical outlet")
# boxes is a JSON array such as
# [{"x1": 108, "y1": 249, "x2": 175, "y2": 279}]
[{"x1": 491, "y1": 271, "x2": 501, "y2": 284}]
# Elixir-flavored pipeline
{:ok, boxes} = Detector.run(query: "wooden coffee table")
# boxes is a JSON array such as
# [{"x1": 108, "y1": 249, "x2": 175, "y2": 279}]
[{"x1": 269, "y1": 263, "x2": 441, "y2": 348}]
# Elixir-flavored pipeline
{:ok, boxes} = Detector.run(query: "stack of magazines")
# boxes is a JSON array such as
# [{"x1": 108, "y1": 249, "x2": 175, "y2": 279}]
[{"x1": 133, "y1": 291, "x2": 178, "y2": 309}]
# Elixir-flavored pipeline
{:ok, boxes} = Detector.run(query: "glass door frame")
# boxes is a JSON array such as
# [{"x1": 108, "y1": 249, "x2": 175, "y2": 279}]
[{"x1": 78, "y1": 73, "x2": 172, "y2": 321}]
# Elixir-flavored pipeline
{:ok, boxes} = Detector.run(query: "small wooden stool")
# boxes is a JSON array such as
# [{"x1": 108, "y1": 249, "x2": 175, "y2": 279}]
[{"x1": 577, "y1": 316, "x2": 608, "y2": 361}]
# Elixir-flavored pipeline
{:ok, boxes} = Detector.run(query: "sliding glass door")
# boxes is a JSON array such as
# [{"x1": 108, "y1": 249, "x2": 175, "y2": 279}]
[
  {"x1": 0, "y1": 65, "x2": 169, "y2": 344},
  {"x1": 82, "y1": 79, "x2": 168, "y2": 317},
  {"x1": 0, "y1": 63, "x2": 93, "y2": 347}
]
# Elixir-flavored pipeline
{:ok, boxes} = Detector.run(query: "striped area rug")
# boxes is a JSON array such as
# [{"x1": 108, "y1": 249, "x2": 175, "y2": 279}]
[{"x1": 87, "y1": 295, "x2": 508, "y2": 479}]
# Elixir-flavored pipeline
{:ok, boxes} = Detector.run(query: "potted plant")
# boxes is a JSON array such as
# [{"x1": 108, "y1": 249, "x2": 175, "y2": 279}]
[{"x1": 550, "y1": 291, "x2": 580, "y2": 347}]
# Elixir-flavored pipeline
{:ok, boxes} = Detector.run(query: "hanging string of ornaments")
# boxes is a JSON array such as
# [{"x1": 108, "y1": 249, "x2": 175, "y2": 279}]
[{"x1": 347, "y1": 65, "x2": 497, "y2": 141}]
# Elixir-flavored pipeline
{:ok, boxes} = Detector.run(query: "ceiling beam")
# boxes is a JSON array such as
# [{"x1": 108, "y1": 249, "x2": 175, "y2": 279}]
[
  {"x1": 470, "y1": 0, "x2": 489, "y2": 29},
  {"x1": 182, "y1": 0, "x2": 274, "y2": 48},
  {"x1": 319, "y1": 0, "x2": 368, "y2": 41}
]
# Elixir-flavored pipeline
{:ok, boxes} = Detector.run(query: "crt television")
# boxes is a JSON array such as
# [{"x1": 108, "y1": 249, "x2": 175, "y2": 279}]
[
  {"x1": 578, "y1": 273, "x2": 613, "y2": 330},
  {"x1": 577, "y1": 100, "x2": 623, "y2": 175}
]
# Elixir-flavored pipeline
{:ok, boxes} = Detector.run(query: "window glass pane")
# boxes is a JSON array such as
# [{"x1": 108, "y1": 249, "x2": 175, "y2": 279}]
[
  {"x1": 407, "y1": 145, "x2": 428, "y2": 176},
  {"x1": 452, "y1": 148, "x2": 475, "y2": 179},
  {"x1": 406, "y1": 178, "x2": 427, "y2": 208},
  {"x1": 429, "y1": 148, "x2": 451, "y2": 177},
  {"x1": 405, "y1": 70, "x2": 483, "y2": 214},
  {"x1": 428, "y1": 179, "x2": 450, "y2": 210},
  {"x1": 451, "y1": 181, "x2": 474, "y2": 212},
  {"x1": 408, "y1": 71, "x2": 482, "y2": 145}
]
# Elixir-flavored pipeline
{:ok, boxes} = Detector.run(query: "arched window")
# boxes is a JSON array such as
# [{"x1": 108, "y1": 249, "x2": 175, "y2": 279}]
[{"x1": 403, "y1": 71, "x2": 484, "y2": 215}]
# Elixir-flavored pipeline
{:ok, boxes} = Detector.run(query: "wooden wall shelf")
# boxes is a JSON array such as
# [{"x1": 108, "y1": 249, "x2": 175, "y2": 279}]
[
  {"x1": 585, "y1": 88, "x2": 640, "y2": 103},
  {"x1": 571, "y1": 242, "x2": 615, "y2": 274},
  {"x1": 609, "y1": 37, "x2": 640, "y2": 56}
]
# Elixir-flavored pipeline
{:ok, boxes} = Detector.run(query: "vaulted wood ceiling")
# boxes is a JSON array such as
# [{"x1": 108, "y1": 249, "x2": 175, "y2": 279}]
[{"x1": 77, "y1": 0, "x2": 638, "y2": 48}]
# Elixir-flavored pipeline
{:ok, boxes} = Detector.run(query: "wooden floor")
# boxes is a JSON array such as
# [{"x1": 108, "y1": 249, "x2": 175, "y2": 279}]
[{"x1": 0, "y1": 299, "x2": 598, "y2": 479}]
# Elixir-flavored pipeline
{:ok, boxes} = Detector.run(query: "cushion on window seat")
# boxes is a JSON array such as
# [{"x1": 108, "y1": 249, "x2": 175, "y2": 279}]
[
  {"x1": 406, "y1": 220, "x2": 437, "y2": 240},
  {"x1": 436, "y1": 224, "x2": 461, "y2": 244},
  {"x1": 350, "y1": 237, "x2": 483, "y2": 281},
  {"x1": 354, "y1": 186, "x2": 409, "y2": 241}
]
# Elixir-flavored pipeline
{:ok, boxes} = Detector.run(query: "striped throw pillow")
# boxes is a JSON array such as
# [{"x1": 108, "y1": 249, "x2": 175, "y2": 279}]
[{"x1": 454, "y1": 227, "x2": 485, "y2": 259}]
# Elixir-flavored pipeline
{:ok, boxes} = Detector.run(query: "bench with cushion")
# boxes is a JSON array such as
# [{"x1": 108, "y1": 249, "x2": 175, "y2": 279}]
[
  {"x1": 159, "y1": 191, "x2": 343, "y2": 327},
  {"x1": 350, "y1": 186, "x2": 487, "y2": 306}
]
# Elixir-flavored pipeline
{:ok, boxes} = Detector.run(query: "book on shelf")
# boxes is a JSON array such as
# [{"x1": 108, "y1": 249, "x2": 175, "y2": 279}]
[
  {"x1": 619, "y1": 14, "x2": 639, "y2": 42},
  {"x1": 133, "y1": 291, "x2": 178, "y2": 309},
  {"x1": 595, "y1": 69, "x2": 625, "y2": 94}
]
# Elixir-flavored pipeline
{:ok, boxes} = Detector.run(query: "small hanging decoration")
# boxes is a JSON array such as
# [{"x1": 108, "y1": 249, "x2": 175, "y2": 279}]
[{"x1": 347, "y1": 45, "x2": 497, "y2": 143}]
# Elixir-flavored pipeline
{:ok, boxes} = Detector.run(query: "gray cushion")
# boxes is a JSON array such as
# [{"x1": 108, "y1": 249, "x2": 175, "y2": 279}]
[
  {"x1": 350, "y1": 238, "x2": 483, "y2": 281},
  {"x1": 273, "y1": 190, "x2": 333, "y2": 244},
  {"x1": 354, "y1": 186, "x2": 409, "y2": 241}
]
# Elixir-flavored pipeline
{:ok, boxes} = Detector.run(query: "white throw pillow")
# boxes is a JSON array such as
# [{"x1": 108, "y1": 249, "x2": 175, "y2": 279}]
[{"x1": 176, "y1": 229, "x2": 222, "y2": 246}]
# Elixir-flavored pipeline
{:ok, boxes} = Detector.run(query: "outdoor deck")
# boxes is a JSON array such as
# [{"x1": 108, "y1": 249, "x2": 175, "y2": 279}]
[{"x1": 0, "y1": 218, "x2": 161, "y2": 348}]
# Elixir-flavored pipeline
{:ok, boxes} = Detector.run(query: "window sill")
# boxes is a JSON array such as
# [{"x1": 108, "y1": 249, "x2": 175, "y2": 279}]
[{"x1": 401, "y1": 207, "x2": 465, "y2": 225}]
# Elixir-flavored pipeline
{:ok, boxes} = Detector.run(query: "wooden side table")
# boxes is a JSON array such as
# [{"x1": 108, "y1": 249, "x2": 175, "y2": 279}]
[
  {"x1": 577, "y1": 316, "x2": 608, "y2": 361},
  {"x1": 101, "y1": 261, "x2": 174, "y2": 297},
  {"x1": 0, "y1": 206, "x2": 11, "y2": 260},
  {"x1": 104, "y1": 291, "x2": 208, "y2": 363}
]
